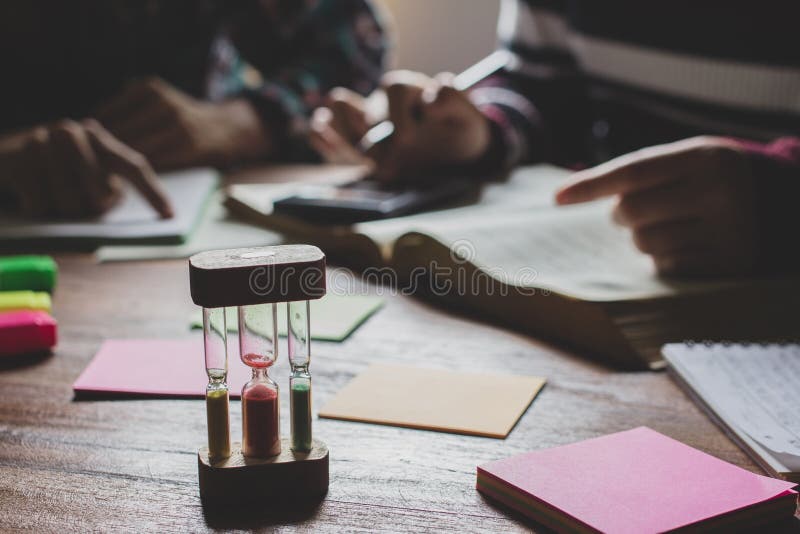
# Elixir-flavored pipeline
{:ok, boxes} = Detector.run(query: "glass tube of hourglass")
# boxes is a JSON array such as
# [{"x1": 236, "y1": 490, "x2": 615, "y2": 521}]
[
  {"x1": 203, "y1": 307, "x2": 230, "y2": 460},
  {"x1": 288, "y1": 300, "x2": 312, "y2": 452},
  {"x1": 239, "y1": 303, "x2": 280, "y2": 458}
]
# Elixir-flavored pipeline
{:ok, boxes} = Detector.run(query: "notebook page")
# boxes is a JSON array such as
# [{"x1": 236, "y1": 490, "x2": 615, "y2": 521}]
[
  {"x1": 97, "y1": 192, "x2": 280, "y2": 261},
  {"x1": 665, "y1": 343, "x2": 800, "y2": 471},
  {"x1": 0, "y1": 168, "x2": 217, "y2": 242}
]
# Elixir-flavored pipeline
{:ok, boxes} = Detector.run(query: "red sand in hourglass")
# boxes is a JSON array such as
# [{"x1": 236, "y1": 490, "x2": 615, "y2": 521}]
[
  {"x1": 242, "y1": 382, "x2": 280, "y2": 457},
  {"x1": 242, "y1": 352, "x2": 273, "y2": 368}
]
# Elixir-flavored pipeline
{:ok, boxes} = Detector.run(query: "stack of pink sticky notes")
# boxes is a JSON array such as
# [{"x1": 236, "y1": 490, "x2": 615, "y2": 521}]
[
  {"x1": 73, "y1": 339, "x2": 252, "y2": 398},
  {"x1": 477, "y1": 427, "x2": 798, "y2": 533}
]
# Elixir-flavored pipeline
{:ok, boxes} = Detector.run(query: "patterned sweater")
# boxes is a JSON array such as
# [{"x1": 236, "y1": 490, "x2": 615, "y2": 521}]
[{"x1": 0, "y1": 0, "x2": 387, "y2": 159}]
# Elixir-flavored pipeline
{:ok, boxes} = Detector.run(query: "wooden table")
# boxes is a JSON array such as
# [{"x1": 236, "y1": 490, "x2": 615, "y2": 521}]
[{"x1": 3, "y1": 253, "x2": 796, "y2": 532}]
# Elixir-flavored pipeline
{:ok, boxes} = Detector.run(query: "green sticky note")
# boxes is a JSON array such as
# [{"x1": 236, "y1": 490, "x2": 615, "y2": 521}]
[
  {"x1": 189, "y1": 294, "x2": 384, "y2": 342},
  {"x1": 0, "y1": 256, "x2": 57, "y2": 292}
]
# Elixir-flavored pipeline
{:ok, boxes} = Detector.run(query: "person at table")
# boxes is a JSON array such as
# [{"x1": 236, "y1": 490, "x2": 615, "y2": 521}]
[
  {"x1": 310, "y1": 0, "x2": 800, "y2": 277},
  {"x1": 0, "y1": 0, "x2": 386, "y2": 219}
]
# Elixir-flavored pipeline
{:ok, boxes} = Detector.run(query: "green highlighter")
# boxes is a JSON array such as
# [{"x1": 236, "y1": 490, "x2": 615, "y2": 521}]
[
  {"x1": 0, "y1": 256, "x2": 58, "y2": 293},
  {"x1": 0, "y1": 291, "x2": 52, "y2": 313}
]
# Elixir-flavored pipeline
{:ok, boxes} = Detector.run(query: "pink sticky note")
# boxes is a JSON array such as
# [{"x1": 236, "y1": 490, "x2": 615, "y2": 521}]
[
  {"x1": 477, "y1": 427, "x2": 797, "y2": 533},
  {"x1": 73, "y1": 338, "x2": 253, "y2": 398}
]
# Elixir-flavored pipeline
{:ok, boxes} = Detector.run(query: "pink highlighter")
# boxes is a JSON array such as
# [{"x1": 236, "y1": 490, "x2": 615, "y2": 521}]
[{"x1": 0, "y1": 310, "x2": 57, "y2": 356}]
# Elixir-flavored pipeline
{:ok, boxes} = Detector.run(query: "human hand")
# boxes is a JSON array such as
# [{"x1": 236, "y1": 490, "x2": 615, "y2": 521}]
[
  {"x1": 96, "y1": 78, "x2": 271, "y2": 170},
  {"x1": 556, "y1": 137, "x2": 758, "y2": 277},
  {"x1": 0, "y1": 120, "x2": 172, "y2": 219},
  {"x1": 309, "y1": 87, "x2": 376, "y2": 166},
  {"x1": 310, "y1": 71, "x2": 491, "y2": 183}
]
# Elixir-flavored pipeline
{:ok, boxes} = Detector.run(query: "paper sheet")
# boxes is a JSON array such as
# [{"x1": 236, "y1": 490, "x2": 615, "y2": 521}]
[
  {"x1": 73, "y1": 338, "x2": 250, "y2": 398},
  {"x1": 97, "y1": 192, "x2": 280, "y2": 262},
  {"x1": 318, "y1": 363, "x2": 546, "y2": 438},
  {"x1": 664, "y1": 343, "x2": 800, "y2": 470},
  {"x1": 188, "y1": 294, "x2": 384, "y2": 342},
  {"x1": 0, "y1": 168, "x2": 217, "y2": 244}
]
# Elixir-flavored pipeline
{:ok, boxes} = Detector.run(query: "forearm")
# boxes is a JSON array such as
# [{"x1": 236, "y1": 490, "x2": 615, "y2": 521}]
[
  {"x1": 469, "y1": 81, "x2": 546, "y2": 174},
  {"x1": 213, "y1": 98, "x2": 273, "y2": 162},
  {"x1": 214, "y1": 0, "x2": 387, "y2": 160}
]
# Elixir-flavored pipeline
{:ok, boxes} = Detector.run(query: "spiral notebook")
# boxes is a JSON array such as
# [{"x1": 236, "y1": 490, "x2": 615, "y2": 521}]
[{"x1": 664, "y1": 343, "x2": 800, "y2": 483}]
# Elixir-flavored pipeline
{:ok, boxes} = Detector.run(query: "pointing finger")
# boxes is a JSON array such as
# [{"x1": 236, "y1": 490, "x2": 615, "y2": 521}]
[
  {"x1": 83, "y1": 120, "x2": 174, "y2": 219},
  {"x1": 556, "y1": 146, "x2": 690, "y2": 205}
]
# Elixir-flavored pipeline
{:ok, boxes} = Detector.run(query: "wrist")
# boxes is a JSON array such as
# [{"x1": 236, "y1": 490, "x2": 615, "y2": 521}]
[
  {"x1": 744, "y1": 148, "x2": 800, "y2": 274},
  {"x1": 464, "y1": 116, "x2": 510, "y2": 180},
  {"x1": 214, "y1": 99, "x2": 274, "y2": 163}
]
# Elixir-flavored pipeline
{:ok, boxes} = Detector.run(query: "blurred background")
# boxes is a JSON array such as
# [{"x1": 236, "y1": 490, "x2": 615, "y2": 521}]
[{"x1": 379, "y1": 0, "x2": 501, "y2": 75}]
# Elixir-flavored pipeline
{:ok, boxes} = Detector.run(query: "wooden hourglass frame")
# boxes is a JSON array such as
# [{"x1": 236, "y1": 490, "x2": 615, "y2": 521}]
[{"x1": 189, "y1": 245, "x2": 328, "y2": 504}]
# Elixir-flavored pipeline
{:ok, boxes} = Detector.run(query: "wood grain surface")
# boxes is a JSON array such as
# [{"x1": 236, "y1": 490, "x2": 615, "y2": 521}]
[{"x1": 0, "y1": 251, "x2": 797, "y2": 531}]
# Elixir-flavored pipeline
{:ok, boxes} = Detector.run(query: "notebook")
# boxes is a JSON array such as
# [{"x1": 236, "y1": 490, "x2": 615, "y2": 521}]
[
  {"x1": 477, "y1": 427, "x2": 798, "y2": 533},
  {"x1": 318, "y1": 364, "x2": 545, "y2": 438},
  {"x1": 664, "y1": 343, "x2": 800, "y2": 484},
  {"x1": 0, "y1": 168, "x2": 217, "y2": 246},
  {"x1": 95, "y1": 191, "x2": 280, "y2": 262},
  {"x1": 226, "y1": 164, "x2": 800, "y2": 370}
]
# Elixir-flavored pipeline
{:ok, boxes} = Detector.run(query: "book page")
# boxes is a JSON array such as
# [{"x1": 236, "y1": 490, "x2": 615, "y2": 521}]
[
  {"x1": 397, "y1": 197, "x2": 722, "y2": 301},
  {"x1": 664, "y1": 343, "x2": 800, "y2": 472},
  {"x1": 225, "y1": 164, "x2": 574, "y2": 262},
  {"x1": 360, "y1": 165, "x2": 735, "y2": 301},
  {"x1": 226, "y1": 164, "x2": 730, "y2": 302},
  {"x1": 354, "y1": 165, "x2": 571, "y2": 248}
]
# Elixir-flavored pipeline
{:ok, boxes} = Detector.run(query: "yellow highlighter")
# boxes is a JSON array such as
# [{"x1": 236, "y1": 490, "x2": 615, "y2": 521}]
[{"x1": 0, "y1": 291, "x2": 52, "y2": 313}]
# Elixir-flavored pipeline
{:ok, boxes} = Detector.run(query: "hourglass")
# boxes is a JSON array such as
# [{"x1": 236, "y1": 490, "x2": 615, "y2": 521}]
[{"x1": 190, "y1": 244, "x2": 329, "y2": 504}]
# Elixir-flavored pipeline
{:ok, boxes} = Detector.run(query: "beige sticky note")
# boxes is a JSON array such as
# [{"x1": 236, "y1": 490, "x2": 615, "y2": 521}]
[{"x1": 319, "y1": 364, "x2": 546, "y2": 438}]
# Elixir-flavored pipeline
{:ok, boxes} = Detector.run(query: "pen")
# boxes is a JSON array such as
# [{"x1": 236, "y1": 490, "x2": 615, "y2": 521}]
[{"x1": 358, "y1": 50, "x2": 513, "y2": 152}]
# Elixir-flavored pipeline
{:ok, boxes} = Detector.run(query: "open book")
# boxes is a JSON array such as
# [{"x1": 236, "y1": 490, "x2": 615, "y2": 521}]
[{"x1": 225, "y1": 165, "x2": 800, "y2": 370}]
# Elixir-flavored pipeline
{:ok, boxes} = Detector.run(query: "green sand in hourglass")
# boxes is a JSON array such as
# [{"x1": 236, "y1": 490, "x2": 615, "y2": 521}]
[{"x1": 288, "y1": 300, "x2": 313, "y2": 452}]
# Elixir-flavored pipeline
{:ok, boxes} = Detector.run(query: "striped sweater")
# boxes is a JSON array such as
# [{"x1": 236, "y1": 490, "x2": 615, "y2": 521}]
[
  {"x1": 470, "y1": 0, "x2": 800, "y2": 271},
  {"x1": 472, "y1": 0, "x2": 800, "y2": 168}
]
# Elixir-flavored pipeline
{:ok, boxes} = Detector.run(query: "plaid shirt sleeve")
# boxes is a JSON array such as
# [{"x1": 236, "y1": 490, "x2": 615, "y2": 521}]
[{"x1": 207, "y1": 0, "x2": 387, "y2": 160}]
